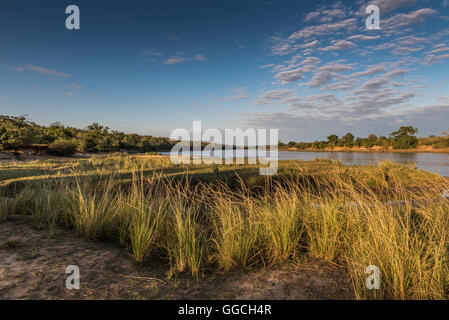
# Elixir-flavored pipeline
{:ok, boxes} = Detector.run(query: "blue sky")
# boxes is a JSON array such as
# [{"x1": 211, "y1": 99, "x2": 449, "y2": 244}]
[{"x1": 1, "y1": 0, "x2": 449, "y2": 141}]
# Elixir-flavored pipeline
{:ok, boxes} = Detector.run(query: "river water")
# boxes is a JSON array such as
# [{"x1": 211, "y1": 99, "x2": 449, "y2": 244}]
[
  {"x1": 162, "y1": 151, "x2": 449, "y2": 176},
  {"x1": 276, "y1": 151, "x2": 449, "y2": 176}
]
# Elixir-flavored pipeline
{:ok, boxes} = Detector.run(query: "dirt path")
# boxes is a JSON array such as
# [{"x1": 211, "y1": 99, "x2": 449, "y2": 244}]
[{"x1": 0, "y1": 217, "x2": 355, "y2": 300}]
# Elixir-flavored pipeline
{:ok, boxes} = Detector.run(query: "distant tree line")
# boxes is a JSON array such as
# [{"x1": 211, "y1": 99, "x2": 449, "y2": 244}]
[
  {"x1": 280, "y1": 126, "x2": 449, "y2": 151},
  {"x1": 0, "y1": 115, "x2": 175, "y2": 156},
  {"x1": 3, "y1": 116, "x2": 449, "y2": 157}
]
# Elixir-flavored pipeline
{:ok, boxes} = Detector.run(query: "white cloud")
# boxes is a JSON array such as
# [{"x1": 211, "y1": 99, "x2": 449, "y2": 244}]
[
  {"x1": 369, "y1": 0, "x2": 416, "y2": 13},
  {"x1": 289, "y1": 18, "x2": 357, "y2": 40},
  {"x1": 352, "y1": 69, "x2": 408, "y2": 95},
  {"x1": 319, "y1": 40, "x2": 357, "y2": 51},
  {"x1": 168, "y1": 33, "x2": 182, "y2": 41},
  {"x1": 304, "y1": 6, "x2": 346, "y2": 23},
  {"x1": 429, "y1": 47, "x2": 449, "y2": 54},
  {"x1": 66, "y1": 83, "x2": 83, "y2": 96},
  {"x1": 255, "y1": 89, "x2": 294, "y2": 105},
  {"x1": 164, "y1": 52, "x2": 207, "y2": 65},
  {"x1": 17, "y1": 65, "x2": 72, "y2": 77},
  {"x1": 259, "y1": 64, "x2": 275, "y2": 69},
  {"x1": 164, "y1": 56, "x2": 187, "y2": 65},
  {"x1": 347, "y1": 35, "x2": 381, "y2": 41},
  {"x1": 348, "y1": 65, "x2": 386, "y2": 78},
  {"x1": 424, "y1": 53, "x2": 449, "y2": 64},
  {"x1": 218, "y1": 88, "x2": 248, "y2": 102},
  {"x1": 382, "y1": 8, "x2": 437, "y2": 33},
  {"x1": 299, "y1": 40, "x2": 319, "y2": 48},
  {"x1": 305, "y1": 71, "x2": 334, "y2": 88},
  {"x1": 194, "y1": 54, "x2": 207, "y2": 61},
  {"x1": 274, "y1": 57, "x2": 321, "y2": 84},
  {"x1": 318, "y1": 63, "x2": 355, "y2": 73}
]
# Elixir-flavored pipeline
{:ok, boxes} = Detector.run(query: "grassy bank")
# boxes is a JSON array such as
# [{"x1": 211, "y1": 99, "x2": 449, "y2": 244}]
[
  {"x1": 1, "y1": 155, "x2": 448, "y2": 299},
  {"x1": 280, "y1": 146, "x2": 449, "y2": 153}
]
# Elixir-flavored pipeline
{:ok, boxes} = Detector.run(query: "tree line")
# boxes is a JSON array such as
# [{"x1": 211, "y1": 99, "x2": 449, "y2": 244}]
[
  {"x1": 280, "y1": 126, "x2": 449, "y2": 150},
  {"x1": 2, "y1": 116, "x2": 449, "y2": 157},
  {"x1": 0, "y1": 115, "x2": 175, "y2": 156}
]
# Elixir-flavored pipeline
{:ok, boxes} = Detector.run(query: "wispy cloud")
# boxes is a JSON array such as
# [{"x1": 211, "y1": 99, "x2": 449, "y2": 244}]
[
  {"x1": 382, "y1": 8, "x2": 437, "y2": 34},
  {"x1": 318, "y1": 39, "x2": 357, "y2": 51},
  {"x1": 347, "y1": 34, "x2": 381, "y2": 41},
  {"x1": 143, "y1": 50, "x2": 163, "y2": 57},
  {"x1": 424, "y1": 53, "x2": 449, "y2": 65},
  {"x1": 369, "y1": 0, "x2": 417, "y2": 14},
  {"x1": 194, "y1": 54, "x2": 207, "y2": 61},
  {"x1": 289, "y1": 18, "x2": 357, "y2": 40},
  {"x1": 142, "y1": 49, "x2": 164, "y2": 62},
  {"x1": 218, "y1": 88, "x2": 248, "y2": 102},
  {"x1": 168, "y1": 33, "x2": 182, "y2": 41},
  {"x1": 273, "y1": 57, "x2": 321, "y2": 84},
  {"x1": 255, "y1": 89, "x2": 294, "y2": 105},
  {"x1": 164, "y1": 52, "x2": 207, "y2": 65},
  {"x1": 16, "y1": 65, "x2": 72, "y2": 77},
  {"x1": 66, "y1": 83, "x2": 84, "y2": 96}
]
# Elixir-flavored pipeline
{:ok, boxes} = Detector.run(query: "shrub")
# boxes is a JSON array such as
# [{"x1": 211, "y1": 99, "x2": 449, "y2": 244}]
[{"x1": 47, "y1": 140, "x2": 77, "y2": 156}]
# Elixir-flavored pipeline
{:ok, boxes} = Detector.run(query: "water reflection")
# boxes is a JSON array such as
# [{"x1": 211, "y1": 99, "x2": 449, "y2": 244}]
[
  {"x1": 162, "y1": 151, "x2": 449, "y2": 176},
  {"x1": 276, "y1": 151, "x2": 449, "y2": 176}
]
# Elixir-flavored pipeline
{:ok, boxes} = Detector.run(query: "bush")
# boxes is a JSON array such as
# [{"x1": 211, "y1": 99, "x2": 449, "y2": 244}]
[
  {"x1": 47, "y1": 140, "x2": 77, "y2": 156},
  {"x1": 432, "y1": 139, "x2": 449, "y2": 149}
]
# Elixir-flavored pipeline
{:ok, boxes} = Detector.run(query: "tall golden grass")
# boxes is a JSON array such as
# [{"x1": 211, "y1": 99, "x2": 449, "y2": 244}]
[{"x1": 0, "y1": 156, "x2": 447, "y2": 299}]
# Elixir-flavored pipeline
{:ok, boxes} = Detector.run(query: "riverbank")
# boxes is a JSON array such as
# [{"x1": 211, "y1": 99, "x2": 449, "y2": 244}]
[
  {"x1": 0, "y1": 217, "x2": 354, "y2": 299},
  {"x1": 281, "y1": 146, "x2": 449, "y2": 153},
  {"x1": 0, "y1": 151, "x2": 169, "y2": 162}
]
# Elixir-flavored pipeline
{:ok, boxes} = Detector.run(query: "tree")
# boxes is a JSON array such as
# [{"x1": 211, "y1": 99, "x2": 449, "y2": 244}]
[
  {"x1": 87, "y1": 122, "x2": 109, "y2": 134},
  {"x1": 326, "y1": 134, "x2": 339, "y2": 148},
  {"x1": 80, "y1": 134, "x2": 98, "y2": 152},
  {"x1": 390, "y1": 126, "x2": 418, "y2": 149},
  {"x1": 341, "y1": 133, "x2": 355, "y2": 147},
  {"x1": 44, "y1": 125, "x2": 73, "y2": 143},
  {"x1": 0, "y1": 115, "x2": 36, "y2": 152}
]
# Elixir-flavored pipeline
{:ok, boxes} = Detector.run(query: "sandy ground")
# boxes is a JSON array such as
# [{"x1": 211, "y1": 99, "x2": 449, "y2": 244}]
[{"x1": 0, "y1": 217, "x2": 355, "y2": 300}]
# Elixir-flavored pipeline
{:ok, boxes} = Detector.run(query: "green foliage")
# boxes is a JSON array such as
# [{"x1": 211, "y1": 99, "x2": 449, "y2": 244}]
[
  {"x1": 390, "y1": 126, "x2": 418, "y2": 150},
  {"x1": 340, "y1": 133, "x2": 355, "y2": 147},
  {"x1": 0, "y1": 115, "x2": 39, "y2": 151},
  {"x1": 326, "y1": 134, "x2": 339, "y2": 147},
  {"x1": 44, "y1": 124, "x2": 73, "y2": 143},
  {"x1": 0, "y1": 114, "x2": 176, "y2": 154},
  {"x1": 47, "y1": 140, "x2": 77, "y2": 156},
  {"x1": 283, "y1": 126, "x2": 430, "y2": 150},
  {"x1": 312, "y1": 141, "x2": 328, "y2": 149}
]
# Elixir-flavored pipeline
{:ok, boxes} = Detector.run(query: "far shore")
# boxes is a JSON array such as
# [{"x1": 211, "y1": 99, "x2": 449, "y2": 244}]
[{"x1": 280, "y1": 146, "x2": 449, "y2": 154}]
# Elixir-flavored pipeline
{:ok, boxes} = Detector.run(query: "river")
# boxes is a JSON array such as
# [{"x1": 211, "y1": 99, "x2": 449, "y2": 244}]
[
  {"x1": 161, "y1": 151, "x2": 449, "y2": 176},
  {"x1": 276, "y1": 151, "x2": 449, "y2": 176}
]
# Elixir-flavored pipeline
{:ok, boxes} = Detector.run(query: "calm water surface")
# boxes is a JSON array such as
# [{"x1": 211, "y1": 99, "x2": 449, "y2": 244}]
[
  {"x1": 277, "y1": 151, "x2": 449, "y2": 176},
  {"x1": 162, "y1": 151, "x2": 449, "y2": 176}
]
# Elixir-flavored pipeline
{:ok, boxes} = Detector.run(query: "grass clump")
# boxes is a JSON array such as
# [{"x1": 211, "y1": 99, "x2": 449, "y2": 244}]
[
  {"x1": 70, "y1": 179, "x2": 118, "y2": 240},
  {"x1": 165, "y1": 188, "x2": 206, "y2": 277}
]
